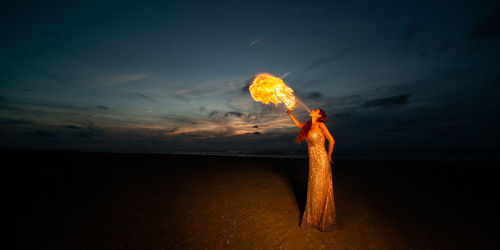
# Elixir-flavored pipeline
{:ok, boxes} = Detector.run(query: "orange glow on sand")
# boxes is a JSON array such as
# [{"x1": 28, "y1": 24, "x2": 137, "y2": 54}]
[{"x1": 249, "y1": 73, "x2": 298, "y2": 110}]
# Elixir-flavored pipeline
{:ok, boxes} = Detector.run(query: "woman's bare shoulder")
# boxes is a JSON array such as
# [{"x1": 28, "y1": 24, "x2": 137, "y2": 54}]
[
  {"x1": 318, "y1": 122, "x2": 330, "y2": 134},
  {"x1": 318, "y1": 122, "x2": 328, "y2": 129}
]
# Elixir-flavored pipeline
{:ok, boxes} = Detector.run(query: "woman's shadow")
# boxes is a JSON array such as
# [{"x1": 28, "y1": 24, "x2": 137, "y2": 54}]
[{"x1": 271, "y1": 159, "x2": 308, "y2": 220}]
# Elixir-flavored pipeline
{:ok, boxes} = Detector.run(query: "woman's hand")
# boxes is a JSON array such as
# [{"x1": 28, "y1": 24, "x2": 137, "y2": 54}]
[
  {"x1": 287, "y1": 109, "x2": 303, "y2": 128},
  {"x1": 329, "y1": 156, "x2": 334, "y2": 164}
]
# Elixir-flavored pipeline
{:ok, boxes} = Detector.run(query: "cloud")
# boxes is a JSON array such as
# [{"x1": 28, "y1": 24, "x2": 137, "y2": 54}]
[
  {"x1": 102, "y1": 73, "x2": 151, "y2": 84},
  {"x1": 174, "y1": 78, "x2": 243, "y2": 99},
  {"x1": 97, "y1": 105, "x2": 108, "y2": 110},
  {"x1": 0, "y1": 118, "x2": 34, "y2": 125},
  {"x1": 23, "y1": 130, "x2": 58, "y2": 137},
  {"x1": 304, "y1": 44, "x2": 364, "y2": 72},
  {"x1": 155, "y1": 106, "x2": 294, "y2": 138},
  {"x1": 245, "y1": 132, "x2": 261, "y2": 135},
  {"x1": 72, "y1": 131, "x2": 94, "y2": 138},
  {"x1": 162, "y1": 115, "x2": 201, "y2": 126},
  {"x1": 467, "y1": 6, "x2": 500, "y2": 40},
  {"x1": 334, "y1": 112, "x2": 352, "y2": 118},
  {"x1": 307, "y1": 92, "x2": 322, "y2": 99},
  {"x1": 399, "y1": 21, "x2": 426, "y2": 45},
  {"x1": 393, "y1": 119, "x2": 417, "y2": 127},
  {"x1": 62, "y1": 125, "x2": 81, "y2": 129},
  {"x1": 135, "y1": 92, "x2": 158, "y2": 103},
  {"x1": 386, "y1": 119, "x2": 418, "y2": 132},
  {"x1": 225, "y1": 111, "x2": 243, "y2": 118},
  {"x1": 24, "y1": 67, "x2": 74, "y2": 86},
  {"x1": 241, "y1": 77, "x2": 254, "y2": 94},
  {"x1": 328, "y1": 94, "x2": 363, "y2": 108},
  {"x1": 0, "y1": 95, "x2": 106, "y2": 113},
  {"x1": 362, "y1": 94, "x2": 410, "y2": 109}
]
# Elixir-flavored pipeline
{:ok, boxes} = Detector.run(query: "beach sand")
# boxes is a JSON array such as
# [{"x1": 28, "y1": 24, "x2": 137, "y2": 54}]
[{"x1": 7, "y1": 151, "x2": 499, "y2": 249}]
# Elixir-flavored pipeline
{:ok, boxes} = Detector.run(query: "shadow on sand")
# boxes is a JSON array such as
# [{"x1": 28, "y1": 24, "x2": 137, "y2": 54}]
[{"x1": 270, "y1": 159, "x2": 309, "y2": 221}]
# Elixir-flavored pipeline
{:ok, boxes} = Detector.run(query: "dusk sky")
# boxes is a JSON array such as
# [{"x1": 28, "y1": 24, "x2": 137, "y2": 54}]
[{"x1": 1, "y1": 0, "x2": 499, "y2": 160}]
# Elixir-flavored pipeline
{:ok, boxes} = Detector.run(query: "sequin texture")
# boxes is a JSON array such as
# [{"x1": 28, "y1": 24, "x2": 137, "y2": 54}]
[{"x1": 300, "y1": 125, "x2": 336, "y2": 231}]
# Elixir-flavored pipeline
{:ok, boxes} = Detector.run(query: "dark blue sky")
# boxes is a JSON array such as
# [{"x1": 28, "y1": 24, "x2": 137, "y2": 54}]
[{"x1": 1, "y1": 0, "x2": 499, "y2": 160}]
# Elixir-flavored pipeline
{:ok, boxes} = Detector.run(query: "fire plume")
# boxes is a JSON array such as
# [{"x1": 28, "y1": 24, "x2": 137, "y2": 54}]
[{"x1": 249, "y1": 73, "x2": 297, "y2": 110}]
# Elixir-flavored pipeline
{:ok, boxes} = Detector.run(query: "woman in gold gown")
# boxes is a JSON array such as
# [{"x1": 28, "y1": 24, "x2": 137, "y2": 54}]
[{"x1": 287, "y1": 108, "x2": 336, "y2": 232}]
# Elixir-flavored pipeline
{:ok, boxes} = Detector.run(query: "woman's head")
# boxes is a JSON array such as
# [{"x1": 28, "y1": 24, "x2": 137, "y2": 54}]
[
  {"x1": 295, "y1": 108, "x2": 327, "y2": 144},
  {"x1": 309, "y1": 109, "x2": 326, "y2": 123}
]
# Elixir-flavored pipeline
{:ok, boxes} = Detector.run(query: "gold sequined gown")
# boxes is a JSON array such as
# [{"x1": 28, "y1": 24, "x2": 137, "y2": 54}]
[{"x1": 300, "y1": 126, "x2": 336, "y2": 231}]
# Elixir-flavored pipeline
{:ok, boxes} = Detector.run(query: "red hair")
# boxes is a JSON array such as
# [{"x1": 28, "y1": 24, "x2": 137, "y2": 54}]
[{"x1": 294, "y1": 109, "x2": 326, "y2": 144}]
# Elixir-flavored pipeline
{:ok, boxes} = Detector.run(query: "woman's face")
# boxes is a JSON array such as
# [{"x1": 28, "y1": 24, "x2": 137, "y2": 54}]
[{"x1": 309, "y1": 109, "x2": 321, "y2": 120}]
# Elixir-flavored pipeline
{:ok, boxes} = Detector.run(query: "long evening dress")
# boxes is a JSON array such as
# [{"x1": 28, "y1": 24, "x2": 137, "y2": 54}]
[{"x1": 300, "y1": 125, "x2": 337, "y2": 231}]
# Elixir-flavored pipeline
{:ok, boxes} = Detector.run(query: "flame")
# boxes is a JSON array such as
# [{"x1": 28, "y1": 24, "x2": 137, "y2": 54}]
[{"x1": 249, "y1": 73, "x2": 297, "y2": 110}]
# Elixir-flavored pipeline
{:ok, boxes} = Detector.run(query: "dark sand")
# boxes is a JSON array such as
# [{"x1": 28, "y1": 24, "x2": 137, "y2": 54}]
[{"x1": 6, "y1": 151, "x2": 499, "y2": 249}]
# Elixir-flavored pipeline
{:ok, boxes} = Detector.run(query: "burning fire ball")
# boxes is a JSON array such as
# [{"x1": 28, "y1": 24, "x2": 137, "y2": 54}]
[{"x1": 249, "y1": 73, "x2": 298, "y2": 111}]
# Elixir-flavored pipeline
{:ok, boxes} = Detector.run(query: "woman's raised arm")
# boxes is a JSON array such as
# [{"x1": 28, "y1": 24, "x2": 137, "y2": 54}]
[{"x1": 287, "y1": 110, "x2": 303, "y2": 128}]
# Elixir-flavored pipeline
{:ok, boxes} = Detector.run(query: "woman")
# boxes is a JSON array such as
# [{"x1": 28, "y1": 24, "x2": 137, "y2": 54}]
[{"x1": 287, "y1": 108, "x2": 336, "y2": 231}]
